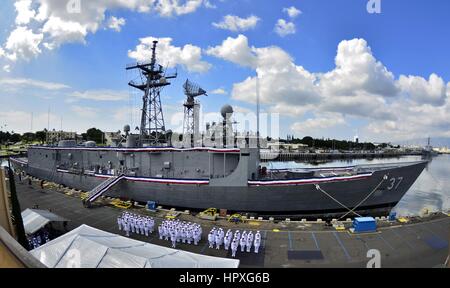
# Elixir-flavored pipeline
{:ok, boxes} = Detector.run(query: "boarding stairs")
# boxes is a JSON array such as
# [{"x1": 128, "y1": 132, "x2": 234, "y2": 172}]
[{"x1": 83, "y1": 174, "x2": 125, "y2": 207}]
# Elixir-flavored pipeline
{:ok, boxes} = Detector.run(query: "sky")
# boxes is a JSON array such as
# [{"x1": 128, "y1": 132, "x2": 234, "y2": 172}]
[{"x1": 0, "y1": 0, "x2": 449, "y2": 144}]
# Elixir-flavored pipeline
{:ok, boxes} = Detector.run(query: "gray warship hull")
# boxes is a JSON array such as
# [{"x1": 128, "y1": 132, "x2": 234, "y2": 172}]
[{"x1": 11, "y1": 146, "x2": 427, "y2": 218}]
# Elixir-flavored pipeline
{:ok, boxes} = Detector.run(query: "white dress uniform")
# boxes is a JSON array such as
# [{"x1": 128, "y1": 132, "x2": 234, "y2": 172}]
[
  {"x1": 171, "y1": 231, "x2": 176, "y2": 248},
  {"x1": 234, "y1": 230, "x2": 240, "y2": 241},
  {"x1": 144, "y1": 221, "x2": 149, "y2": 236},
  {"x1": 231, "y1": 240, "x2": 238, "y2": 257},
  {"x1": 124, "y1": 221, "x2": 130, "y2": 237},
  {"x1": 130, "y1": 218, "x2": 135, "y2": 233},
  {"x1": 158, "y1": 225, "x2": 163, "y2": 239},
  {"x1": 215, "y1": 233, "x2": 222, "y2": 249},
  {"x1": 240, "y1": 235, "x2": 247, "y2": 252},
  {"x1": 117, "y1": 217, "x2": 122, "y2": 231},
  {"x1": 187, "y1": 229, "x2": 193, "y2": 244},
  {"x1": 254, "y1": 236, "x2": 261, "y2": 253},
  {"x1": 246, "y1": 232, "x2": 253, "y2": 252},
  {"x1": 208, "y1": 232, "x2": 215, "y2": 248},
  {"x1": 224, "y1": 235, "x2": 230, "y2": 250}
]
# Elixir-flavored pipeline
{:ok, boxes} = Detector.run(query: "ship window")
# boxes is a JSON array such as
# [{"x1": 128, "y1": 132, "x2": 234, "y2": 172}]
[
  {"x1": 120, "y1": 160, "x2": 124, "y2": 166},
  {"x1": 99, "y1": 155, "x2": 103, "y2": 159},
  {"x1": 45, "y1": 155, "x2": 48, "y2": 158}
]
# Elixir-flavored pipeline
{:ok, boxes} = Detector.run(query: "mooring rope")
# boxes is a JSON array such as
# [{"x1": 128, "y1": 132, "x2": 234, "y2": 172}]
[
  {"x1": 314, "y1": 174, "x2": 388, "y2": 220},
  {"x1": 338, "y1": 175, "x2": 388, "y2": 220},
  {"x1": 314, "y1": 184, "x2": 362, "y2": 218}
]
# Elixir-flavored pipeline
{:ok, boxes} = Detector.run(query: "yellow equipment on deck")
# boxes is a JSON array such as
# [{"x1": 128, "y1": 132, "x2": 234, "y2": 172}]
[
  {"x1": 80, "y1": 192, "x2": 89, "y2": 200},
  {"x1": 198, "y1": 208, "x2": 218, "y2": 220},
  {"x1": 228, "y1": 213, "x2": 244, "y2": 223},
  {"x1": 110, "y1": 199, "x2": 132, "y2": 209}
]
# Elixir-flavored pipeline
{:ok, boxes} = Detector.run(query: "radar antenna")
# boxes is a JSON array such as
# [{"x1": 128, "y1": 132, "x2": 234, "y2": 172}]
[
  {"x1": 183, "y1": 79, "x2": 207, "y2": 147},
  {"x1": 126, "y1": 40, "x2": 177, "y2": 146}
]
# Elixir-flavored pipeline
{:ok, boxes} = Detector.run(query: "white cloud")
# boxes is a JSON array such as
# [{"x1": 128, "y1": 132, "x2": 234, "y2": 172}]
[
  {"x1": 291, "y1": 113, "x2": 346, "y2": 133},
  {"x1": 208, "y1": 35, "x2": 319, "y2": 107},
  {"x1": 210, "y1": 88, "x2": 227, "y2": 95},
  {"x1": 70, "y1": 90, "x2": 128, "y2": 101},
  {"x1": 42, "y1": 16, "x2": 88, "y2": 49},
  {"x1": 206, "y1": 34, "x2": 257, "y2": 68},
  {"x1": 319, "y1": 39, "x2": 398, "y2": 98},
  {"x1": 3, "y1": 65, "x2": 11, "y2": 73},
  {"x1": 107, "y1": 16, "x2": 126, "y2": 32},
  {"x1": 398, "y1": 73, "x2": 447, "y2": 106},
  {"x1": 207, "y1": 35, "x2": 450, "y2": 141},
  {"x1": 283, "y1": 6, "x2": 301, "y2": 19},
  {"x1": 128, "y1": 36, "x2": 211, "y2": 73},
  {"x1": 155, "y1": 0, "x2": 204, "y2": 17},
  {"x1": 4, "y1": 26, "x2": 43, "y2": 61},
  {"x1": 212, "y1": 15, "x2": 260, "y2": 32},
  {"x1": 14, "y1": 0, "x2": 36, "y2": 25},
  {"x1": 1, "y1": 0, "x2": 209, "y2": 63},
  {"x1": 274, "y1": 19, "x2": 296, "y2": 37},
  {"x1": 0, "y1": 77, "x2": 70, "y2": 90}
]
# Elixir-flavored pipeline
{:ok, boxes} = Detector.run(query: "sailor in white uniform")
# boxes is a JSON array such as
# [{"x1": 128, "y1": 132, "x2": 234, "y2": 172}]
[
  {"x1": 171, "y1": 230, "x2": 176, "y2": 248},
  {"x1": 246, "y1": 231, "x2": 254, "y2": 252},
  {"x1": 124, "y1": 220, "x2": 130, "y2": 237},
  {"x1": 215, "y1": 231, "x2": 222, "y2": 250},
  {"x1": 149, "y1": 218, "x2": 154, "y2": 233},
  {"x1": 240, "y1": 234, "x2": 247, "y2": 252},
  {"x1": 192, "y1": 229, "x2": 198, "y2": 245},
  {"x1": 234, "y1": 230, "x2": 240, "y2": 241},
  {"x1": 187, "y1": 229, "x2": 193, "y2": 245},
  {"x1": 208, "y1": 231, "x2": 215, "y2": 248},
  {"x1": 231, "y1": 239, "x2": 238, "y2": 258},
  {"x1": 117, "y1": 216, "x2": 122, "y2": 231},
  {"x1": 224, "y1": 233, "x2": 230, "y2": 250},
  {"x1": 158, "y1": 225, "x2": 163, "y2": 240},
  {"x1": 254, "y1": 231, "x2": 261, "y2": 253},
  {"x1": 144, "y1": 220, "x2": 149, "y2": 237}
]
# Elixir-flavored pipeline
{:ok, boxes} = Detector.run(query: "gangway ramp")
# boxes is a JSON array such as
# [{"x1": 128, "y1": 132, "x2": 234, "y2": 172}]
[{"x1": 83, "y1": 174, "x2": 125, "y2": 207}]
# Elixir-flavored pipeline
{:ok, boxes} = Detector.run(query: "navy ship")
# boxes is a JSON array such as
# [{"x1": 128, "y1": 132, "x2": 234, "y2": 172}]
[{"x1": 11, "y1": 41, "x2": 427, "y2": 218}]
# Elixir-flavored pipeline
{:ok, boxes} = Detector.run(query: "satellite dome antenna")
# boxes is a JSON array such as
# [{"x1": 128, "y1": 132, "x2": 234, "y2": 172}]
[{"x1": 182, "y1": 79, "x2": 207, "y2": 147}]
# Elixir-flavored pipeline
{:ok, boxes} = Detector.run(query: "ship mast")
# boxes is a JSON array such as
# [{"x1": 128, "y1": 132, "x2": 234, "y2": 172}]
[{"x1": 126, "y1": 41, "x2": 177, "y2": 146}]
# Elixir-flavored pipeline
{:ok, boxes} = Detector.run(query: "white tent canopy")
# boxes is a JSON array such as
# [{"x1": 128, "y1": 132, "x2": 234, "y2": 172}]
[
  {"x1": 31, "y1": 224, "x2": 240, "y2": 268},
  {"x1": 22, "y1": 208, "x2": 68, "y2": 235}
]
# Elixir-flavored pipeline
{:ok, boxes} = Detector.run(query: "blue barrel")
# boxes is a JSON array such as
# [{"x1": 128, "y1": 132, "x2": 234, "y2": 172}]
[
  {"x1": 389, "y1": 212, "x2": 397, "y2": 221},
  {"x1": 147, "y1": 201, "x2": 156, "y2": 210}
]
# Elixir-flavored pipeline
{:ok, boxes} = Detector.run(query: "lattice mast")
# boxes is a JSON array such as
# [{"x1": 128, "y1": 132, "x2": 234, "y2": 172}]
[
  {"x1": 126, "y1": 41, "x2": 176, "y2": 146},
  {"x1": 183, "y1": 79, "x2": 207, "y2": 147}
]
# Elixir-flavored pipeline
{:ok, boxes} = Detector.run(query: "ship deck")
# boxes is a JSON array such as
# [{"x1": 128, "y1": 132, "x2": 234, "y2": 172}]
[{"x1": 15, "y1": 176, "x2": 449, "y2": 268}]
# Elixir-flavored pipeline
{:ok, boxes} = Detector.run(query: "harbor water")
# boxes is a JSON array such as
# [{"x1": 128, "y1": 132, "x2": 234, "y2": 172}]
[{"x1": 2, "y1": 155, "x2": 449, "y2": 217}]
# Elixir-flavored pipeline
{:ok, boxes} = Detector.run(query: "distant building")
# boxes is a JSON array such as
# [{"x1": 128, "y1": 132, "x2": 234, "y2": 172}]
[
  {"x1": 104, "y1": 131, "x2": 122, "y2": 146},
  {"x1": 267, "y1": 141, "x2": 308, "y2": 152},
  {"x1": 47, "y1": 130, "x2": 78, "y2": 144}
]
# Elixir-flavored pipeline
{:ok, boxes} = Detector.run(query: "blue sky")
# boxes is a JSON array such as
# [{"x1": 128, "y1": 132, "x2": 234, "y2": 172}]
[{"x1": 0, "y1": 0, "x2": 449, "y2": 144}]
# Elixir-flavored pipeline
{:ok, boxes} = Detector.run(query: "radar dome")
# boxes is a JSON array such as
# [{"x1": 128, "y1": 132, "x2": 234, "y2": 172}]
[
  {"x1": 221, "y1": 105, "x2": 233, "y2": 119},
  {"x1": 123, "y1": 125, "x2": 131, "y2": 133}
]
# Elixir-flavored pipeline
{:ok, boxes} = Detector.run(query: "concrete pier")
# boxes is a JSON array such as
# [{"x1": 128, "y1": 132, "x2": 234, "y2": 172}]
[{"x1": 15, "y1": 177, "x2": 449, "y2": 268}]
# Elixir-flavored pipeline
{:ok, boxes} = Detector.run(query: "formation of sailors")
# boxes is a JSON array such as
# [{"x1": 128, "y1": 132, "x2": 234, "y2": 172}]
[
  {"x1": 117, "y1": 212, "x2": 155, "y2": 237},
  {"x1": 208, "y1": 228, "x2": 262, "y2": 257},
  {"x1": 27, "y1": 230, "x2": 50, "y2": 250},
  {"x1": 158, "y1": 219, "x2": 203, "y2": 249}
]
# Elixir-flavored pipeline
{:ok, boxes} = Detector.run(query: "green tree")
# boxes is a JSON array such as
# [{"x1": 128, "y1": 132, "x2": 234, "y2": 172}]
[
  {"x1": 85, "y1": 128, "x2": 104, "y2": 144},
  {"x1": 35, "y1": 130, "x2": 47, "y2": 144}
]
